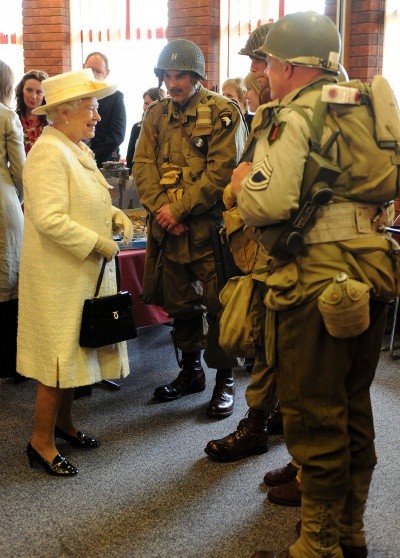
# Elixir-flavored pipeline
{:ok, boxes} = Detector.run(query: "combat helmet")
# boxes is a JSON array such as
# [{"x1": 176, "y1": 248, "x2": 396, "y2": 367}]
[
  {"x1": 154, "y1": 39, "x2": 207, "y2": 80},
  {"x1": 261, "y1": 11, "x2": 341, "y2": 74},
  {"x1": 238, "y1": 23, "x2": 273, "y2": 57}
]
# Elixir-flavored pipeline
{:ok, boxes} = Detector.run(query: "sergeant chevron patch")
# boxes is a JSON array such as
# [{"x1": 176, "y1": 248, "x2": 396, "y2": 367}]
[{"x1": 247, "y1": 156, "x2": 273, "y2": 190}]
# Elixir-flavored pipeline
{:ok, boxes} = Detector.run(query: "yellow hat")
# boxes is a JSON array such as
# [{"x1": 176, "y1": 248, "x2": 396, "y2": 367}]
[{"x1": 32, "y1": 68, "x2": 117, "y2": 115}]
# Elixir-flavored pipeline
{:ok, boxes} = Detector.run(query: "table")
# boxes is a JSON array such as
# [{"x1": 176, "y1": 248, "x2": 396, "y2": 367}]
[{"x1": 117, "y1": 249, "x2": 170, "y2": 328}]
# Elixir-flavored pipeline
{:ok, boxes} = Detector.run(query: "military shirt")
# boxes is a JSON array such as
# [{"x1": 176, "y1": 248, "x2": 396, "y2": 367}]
[
  {"x1": 236, "y1": 75, "x2": 399, "y2": 309},
  {"x1": 133, "y1": 85, "x2": 247, "y2": 263}
]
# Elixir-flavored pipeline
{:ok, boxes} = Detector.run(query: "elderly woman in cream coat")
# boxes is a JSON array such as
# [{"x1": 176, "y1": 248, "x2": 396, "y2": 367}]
[{"x1": 17, "y1": 69, "x2": 134, "y2": 477}]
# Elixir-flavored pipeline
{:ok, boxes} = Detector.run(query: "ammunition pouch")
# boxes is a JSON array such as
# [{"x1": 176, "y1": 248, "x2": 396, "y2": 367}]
[
  {"x1": 222, "y1": 206, "x2": 259, "y2": 274},
  {"x1": 165, "y1": 187, "x2": 184, "y2": 203},
  {"x1": 160, "y1": 163, "x2": 184, "y2": 203}
]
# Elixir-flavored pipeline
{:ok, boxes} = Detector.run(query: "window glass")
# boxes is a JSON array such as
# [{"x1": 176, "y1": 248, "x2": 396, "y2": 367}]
[
  {"x1": 70, "y1": 0, "x2": 168, "y2": 161},
  {"x1": 0, "y1": 0, "x2": 23, "y2": 104},
  {"x1": 383, "y1": 0, "x2": 400, "y2": 104},
  {"x1": 220, "y1": 0, "x2": 326, "y2": 85}
]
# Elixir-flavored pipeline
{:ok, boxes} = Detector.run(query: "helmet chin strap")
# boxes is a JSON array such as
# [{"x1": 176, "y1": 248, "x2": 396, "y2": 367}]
[{"x1": 157, "y1": 74, "x2": 164, "y2": 98}]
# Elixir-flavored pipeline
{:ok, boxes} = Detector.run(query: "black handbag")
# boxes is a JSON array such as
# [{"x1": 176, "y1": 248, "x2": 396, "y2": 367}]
[{"x1": 79, "y1": 257, "x2": 137, "y2": 348}]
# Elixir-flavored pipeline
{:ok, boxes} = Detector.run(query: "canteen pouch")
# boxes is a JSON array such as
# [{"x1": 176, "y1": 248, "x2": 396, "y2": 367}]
[{"x1": 317, "y1": 272, "x2": 370, "y2": 338}]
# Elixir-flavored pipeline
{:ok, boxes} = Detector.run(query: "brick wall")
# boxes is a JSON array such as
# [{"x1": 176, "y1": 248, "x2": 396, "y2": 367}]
[
  {"x1": 22, "y1": 0, "x2": 385, "y2": 85},
  {"x1": 347, "y1": 0, "x2": 385, "y2": 81},
  {"x1": 22, "y1": 0, "x2": 71, "y2": 75},
  {"x1": 167, "y1": 0, "x2": 220, "y2": 90},
  {"x1": 325, "y1": 0, "x2": 384, "y2": 81}
]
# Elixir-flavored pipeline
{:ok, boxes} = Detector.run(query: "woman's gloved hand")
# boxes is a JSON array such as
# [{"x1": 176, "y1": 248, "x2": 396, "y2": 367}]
[
  {"x1": 112, "y1": 208, "x2": 134, "y2": 245},
  {"x1": 94, "y1": 235, "x2": 119, "y2": 262}
]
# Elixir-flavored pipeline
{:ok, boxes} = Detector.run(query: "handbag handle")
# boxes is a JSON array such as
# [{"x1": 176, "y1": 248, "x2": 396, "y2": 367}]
[
  {"x1": 93, "y1": 255, "x2": 121, "y2": 298},
  {"x1": 94, "y1": 258, "x2": 107, "y2": 298}
]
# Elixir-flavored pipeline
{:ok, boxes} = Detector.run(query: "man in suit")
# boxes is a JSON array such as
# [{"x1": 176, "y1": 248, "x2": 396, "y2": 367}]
[{"x1": 84, "y1": 52, "x2": 126, "y2": 167}]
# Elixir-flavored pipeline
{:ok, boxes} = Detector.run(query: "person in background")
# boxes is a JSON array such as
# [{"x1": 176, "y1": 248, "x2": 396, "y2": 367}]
[
  {"x1": 15, "y1": 69, "x2": 48, "y2": 155},
  {"x1": 221, "y1": 77, "x2": 252, "y2": 129},
  {"x1": 231, "y1": 12, "x2": 398, "y2": 557},
  {"x1": 133, "y1": 39, "x2": 247, "y2": 419},
  {"x1": 243, "y1": 71, "x2": 262, "y2": 127},
  {"x1": 83, "y1": 52, "x2": 126, "y2": 167},
  {"x1": 0, "y1": 60, "x2": 25, "y2": 381},
  {"x1": 17, "y1": 69, "x2": 134, "y2": 477},
  {"x1": 126, "y1": 86, "x2": 166, "y2": 173}
]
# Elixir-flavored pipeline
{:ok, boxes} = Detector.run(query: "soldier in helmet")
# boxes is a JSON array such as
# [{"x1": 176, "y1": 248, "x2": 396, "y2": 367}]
[
  {"x1": 132, "y1": 39, "x2": 247, "y2": 418},
  {"x1": 204, "y1": 25, "x2": 300, "y2": 512},
  {"x1": 229, "y1": 11, "x2": 398, "y2": 558},
  {"x1": 238, "y1": 23, "x2": 273, "y2": 104}
]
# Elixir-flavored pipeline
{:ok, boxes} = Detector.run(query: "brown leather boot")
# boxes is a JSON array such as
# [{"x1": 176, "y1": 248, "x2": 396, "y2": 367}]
[
  {"x1": 204, "y1": 408, "x2": 268, "y2": 461},
  {"x1": 264, "y1": 461, "x2": 299, "y2": 487},
  {"x1": 206, "y1": 368, "x2": 235, "y2": 418},
  {"x1": 340, "y1": 544, "x2": 368, "y2": 558},
  {"x1": 153, "y1": 351, "x2": 205, "y2": 401},
  {"x1": 295, "y1": 521, "x2": 368, "y2": 557},
  {"x1": 267, "y1": 404, "x2": 284, "y2": 435},
  {"x1": 267, "y1": 478, "x2": 302, "y2": 507}
]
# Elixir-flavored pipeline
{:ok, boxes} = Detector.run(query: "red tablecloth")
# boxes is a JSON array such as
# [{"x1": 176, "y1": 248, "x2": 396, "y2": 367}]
[{"x1": 117, "y1": 249, "x2": 170, "y2": 328}]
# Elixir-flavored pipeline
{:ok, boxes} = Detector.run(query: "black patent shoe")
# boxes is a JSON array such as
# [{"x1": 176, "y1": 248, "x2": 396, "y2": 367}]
[
  {"x1": 26, "y1": 443, "x2": 78, "y2": 476},
  {"x1": 54, "y1": 427, "x2": 99, "y2": 448},
  {"x1": 153, "y1": 368, "x2": 206, "y2": 401}
]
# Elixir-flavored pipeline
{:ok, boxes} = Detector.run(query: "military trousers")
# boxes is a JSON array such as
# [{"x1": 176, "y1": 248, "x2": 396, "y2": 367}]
[
  {"x1": 245, "y1": 355, "x2": 277, "y2": 415},
  {"x1": 162, "y1": 252, "x2": 240, "y2": 370},
  {"x1": 274, "y1": 296, "x2": 387, "y2": 501}
]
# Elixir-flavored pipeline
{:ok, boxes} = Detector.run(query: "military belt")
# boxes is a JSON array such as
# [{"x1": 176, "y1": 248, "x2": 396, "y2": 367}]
[{"x1": 304, "y1": 202, "x2": 390, "y2": 244}]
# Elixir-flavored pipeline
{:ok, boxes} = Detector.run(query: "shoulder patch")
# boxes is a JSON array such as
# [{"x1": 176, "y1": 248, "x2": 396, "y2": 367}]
[
  {"x1": 268, "y1": 122, "x2": 286, "y2": 144},
  {"x1": 220, "y1": 110, "x2": 233, "y2": 128}
]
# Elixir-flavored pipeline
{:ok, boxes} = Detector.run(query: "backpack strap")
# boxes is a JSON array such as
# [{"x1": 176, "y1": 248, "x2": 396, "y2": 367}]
[{"x1": 288, "y1": 102, "x2": 324, "y2": 153}]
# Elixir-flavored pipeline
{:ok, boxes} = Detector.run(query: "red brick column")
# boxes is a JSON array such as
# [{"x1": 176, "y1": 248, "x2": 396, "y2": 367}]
[
  {"x1": 22, "y1": 0, "x2": 71, "y2": 76},
  {"x1": 167, "y1": 0, "x2": 220, "y2": 91},
  {"x1": 325, "y1": 0, "x2": 384, "y2": 82},
  {"x1": 347, "y1": 0, "x2": 385, "y2": 82}
]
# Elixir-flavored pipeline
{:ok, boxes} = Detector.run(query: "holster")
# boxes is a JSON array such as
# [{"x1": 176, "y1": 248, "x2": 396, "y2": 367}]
[
  {"x1": 259, "y1": 150, "x2": 341, "y2": 258},
  {"x1": 209, "y1": 224, "x2": 243, "y2": 292},
  {"x1": 140, "y1": 215, "x2": 164, "y2": 306}
]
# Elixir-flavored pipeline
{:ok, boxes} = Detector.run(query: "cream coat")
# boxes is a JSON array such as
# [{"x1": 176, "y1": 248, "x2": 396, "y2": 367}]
[
  {"x1": 0, "y1": 105, "x2": 25, "y2": 302},
  {"x1": 17, "y1": 127, "x2": 129, "y2": 387}
]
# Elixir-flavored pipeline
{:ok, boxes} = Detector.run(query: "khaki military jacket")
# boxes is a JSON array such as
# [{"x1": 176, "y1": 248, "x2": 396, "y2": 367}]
[
  {"x1": 236, "y1": 75, "x2": 400, "y2": 310},
  {"x1": 133, "y1": 85, "x2": 247, "y2": 263}
]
